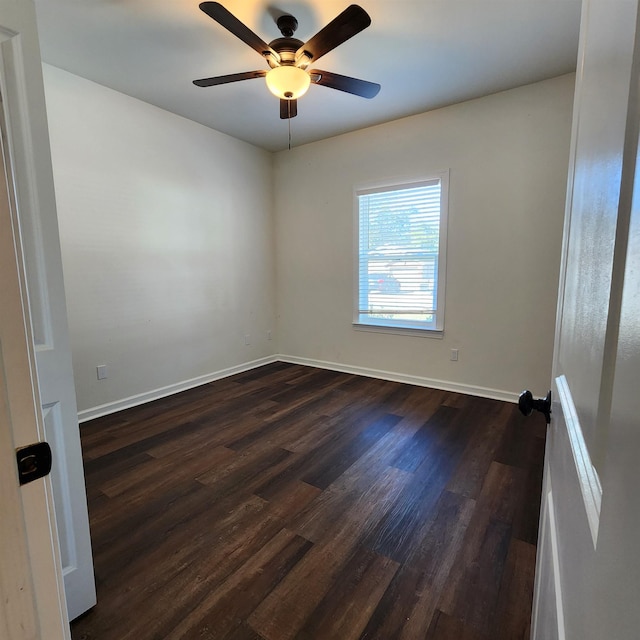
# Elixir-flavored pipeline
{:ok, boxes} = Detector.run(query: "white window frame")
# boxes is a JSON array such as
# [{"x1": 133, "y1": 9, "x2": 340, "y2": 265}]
[{"x1": 353, "y1": 171, "x2": 449, "y2": 337}]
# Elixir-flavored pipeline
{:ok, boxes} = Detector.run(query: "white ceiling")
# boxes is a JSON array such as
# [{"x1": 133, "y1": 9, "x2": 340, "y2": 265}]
[{"x1": 33, "y1": 1, "x2": 582, "y2": 152}]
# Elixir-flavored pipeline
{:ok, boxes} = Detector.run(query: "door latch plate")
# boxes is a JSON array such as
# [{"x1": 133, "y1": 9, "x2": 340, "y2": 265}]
[{"x1": 16, "y1": 441, "x2": 52, "y2": 485}]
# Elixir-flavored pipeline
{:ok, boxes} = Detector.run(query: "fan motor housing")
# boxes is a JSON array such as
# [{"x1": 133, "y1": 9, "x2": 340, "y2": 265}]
[{"x1": 267, "y1": 37, "x2": 304, "y2": 67}]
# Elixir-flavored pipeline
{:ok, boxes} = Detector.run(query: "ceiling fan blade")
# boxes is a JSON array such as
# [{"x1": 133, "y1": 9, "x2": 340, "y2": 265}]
[
  {"x1": 193, "y1": 70, "x2": 267, "y2": 87},
  {"x1": 296, "y1": 5, "x2": 371, "y2": 64},
  {"x1": 280, "y1": 99, "x2": 298, "y2": 119},
  {"x1": 199, "y1": 2, "x2": 279, "y2": 63},
  {"x1": 309, "y1": 69, "x2": 380, "y2": 98}
]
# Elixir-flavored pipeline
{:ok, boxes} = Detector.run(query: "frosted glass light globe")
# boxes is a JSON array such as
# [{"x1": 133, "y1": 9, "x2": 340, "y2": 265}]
[{"x1": 265, "y1": 66, "x2": 311, "y2": 100}]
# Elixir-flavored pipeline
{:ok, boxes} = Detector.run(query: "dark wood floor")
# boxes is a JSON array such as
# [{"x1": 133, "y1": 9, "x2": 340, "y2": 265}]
[{"x1": 71, "y1": 362, "x2": 546, "y2": 640}]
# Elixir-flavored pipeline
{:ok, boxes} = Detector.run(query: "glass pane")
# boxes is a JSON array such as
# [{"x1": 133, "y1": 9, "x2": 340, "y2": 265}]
[{"x1": 358, "y1": 181, "x2": 442, "y2": 329}]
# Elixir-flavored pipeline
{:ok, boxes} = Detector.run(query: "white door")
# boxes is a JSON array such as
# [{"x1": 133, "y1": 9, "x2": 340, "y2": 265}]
[
  {"x1": 0, "y1": 2, "x2": 96, "y2": 622},
  {"x1": 531, "y1": 0, "x2": 640, "y2": 637},
  {"x1": 0, "y1": 70, "x2": 68, "y2": 639}
]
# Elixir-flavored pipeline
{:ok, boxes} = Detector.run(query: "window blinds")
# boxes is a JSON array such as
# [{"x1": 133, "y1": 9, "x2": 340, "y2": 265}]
[{"x1": 357, "y1": 179, "x2": 443, "y2": 330}]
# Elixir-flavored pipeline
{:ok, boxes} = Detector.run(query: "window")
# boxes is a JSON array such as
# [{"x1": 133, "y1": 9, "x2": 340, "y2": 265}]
[{"x1": 355, "y1": 173, "x2": 448, "y2": 334}]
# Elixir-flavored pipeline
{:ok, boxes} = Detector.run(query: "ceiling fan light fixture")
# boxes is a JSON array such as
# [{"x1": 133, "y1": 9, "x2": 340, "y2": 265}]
[{"x1": 265, "y1": 65, "x2": 310, "y2": 100}]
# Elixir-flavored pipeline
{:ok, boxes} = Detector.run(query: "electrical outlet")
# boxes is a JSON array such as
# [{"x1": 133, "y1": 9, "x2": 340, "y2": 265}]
[
  {"x1": 244, "y1": 334, "x2": 250, "y2": 346},
  {"x1": 96, "y1": 365, "x2": 108, "y2": 380},
  {"x1": 267, "y1": 330, "x2": 272, "y2": 341},
  {"x1": 450, "y1": 349, "x2": 459, "y2": 362}
]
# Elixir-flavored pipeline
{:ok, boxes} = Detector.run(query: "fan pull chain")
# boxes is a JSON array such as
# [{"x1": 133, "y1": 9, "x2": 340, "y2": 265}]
[{"x1": 288, "y1": 100, "x2": 292, "y2": 150}]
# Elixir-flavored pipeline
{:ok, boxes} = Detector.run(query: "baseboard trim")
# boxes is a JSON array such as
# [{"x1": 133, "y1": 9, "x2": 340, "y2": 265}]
[
  {"x1": 275, "y1": 354, "x2": 519, "y2": 403},
  {"x1": 77, "y1": 356, "x2": 279, "y2": 422},
  {"x1": 79, "y1": 354, "x2": 519, "y2": 422}
]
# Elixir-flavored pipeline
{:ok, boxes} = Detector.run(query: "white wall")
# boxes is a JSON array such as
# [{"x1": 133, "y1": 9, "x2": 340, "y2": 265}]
[
  {"x1": 274, "y1": 75, "x2": 575, "y2": 399},
  {"x1": 42, "y1": 65, "x2": 276, "y2": 417},
  {"x1": 44, "y1": 68, "x2": 573, "y2": 414}
]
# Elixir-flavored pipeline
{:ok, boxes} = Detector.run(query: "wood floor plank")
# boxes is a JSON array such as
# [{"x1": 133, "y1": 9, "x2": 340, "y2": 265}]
[
  {"x1": 95, "y1": 489, "x2": 267, "y2": 589},
  {"x1": 426, "y1": 610, "x2": 489, "y2": 640},
  {"x1": 383, "y1": 384, "x2": 446, "y2": 422},
  {"x1": 261, "y1": 480, "x2": 322, "y2": 520},
  {"x1": 90, "y1": 479, "x2": 220, "y2": 569},
  {"x1": 71, "y1": 363, "x2": 545, "y2": 640},
  {"x1": 228, "y1": 623, "x2": 268, "y2": 640},
  {"x1": 358, "y1": 490, "x2": 476, "y2": 640},
  {"x1": 362, "y1": 403, "x2": 476, "y2": 563},
  {"x1": 165, "y1": 528, "x2": 314, "y2": 640},
  {"x1": 437, "y1": 461, "x2": 524, "y2": 635},
  {"x1": 389, "y1": 405, "x2": 458, "y2": 472},
  {"x1": 94, "y1": 502, "x2": 288, "y2": 639},
  {"x1": 446, "y1": 401, "x2": 512, "y2": 499},
  {"x1": 252, "y1": 407, "x2": 397, "y2": 502},
  {"x1": 489, "y1": 538, "x2": 537, "y2": 639},
  {"x1": 294, "y1": 547, "x2": 399, "y2": 640},
  {"x1": 301, "y1": 413, "x2": 402, "y2": 489},
  {"x1": 195, "y1": 446, "x2": 295, "y2": 498},
  {"x1": 446, "y1": 517, "x2": 512, "y2": 633},
  {"x1": 285, "y1": 423, "x2": 418, "y2": 544},
  {"x1": 98, "y1": 443, "x2": 235, "y2": 499},
  {"x1": 282, "y1": 408, "x2": 376, "y2": 455},
  {"x1": 144, "y1": 412, "x2": 270, "y2": 459},
  {"x1": 248, "y1": 466, "x2": 412, "y2": 640}
]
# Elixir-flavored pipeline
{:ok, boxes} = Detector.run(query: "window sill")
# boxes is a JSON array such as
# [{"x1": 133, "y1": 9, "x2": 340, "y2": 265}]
[{"x1": 352, "y1": 323, "x2": 444, "y2": 339}]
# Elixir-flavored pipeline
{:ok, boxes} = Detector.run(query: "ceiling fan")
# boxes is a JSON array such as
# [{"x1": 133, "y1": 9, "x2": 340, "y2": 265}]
[{"x1": 193, "y1": 2, "x2": 381, "y2": 119}]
